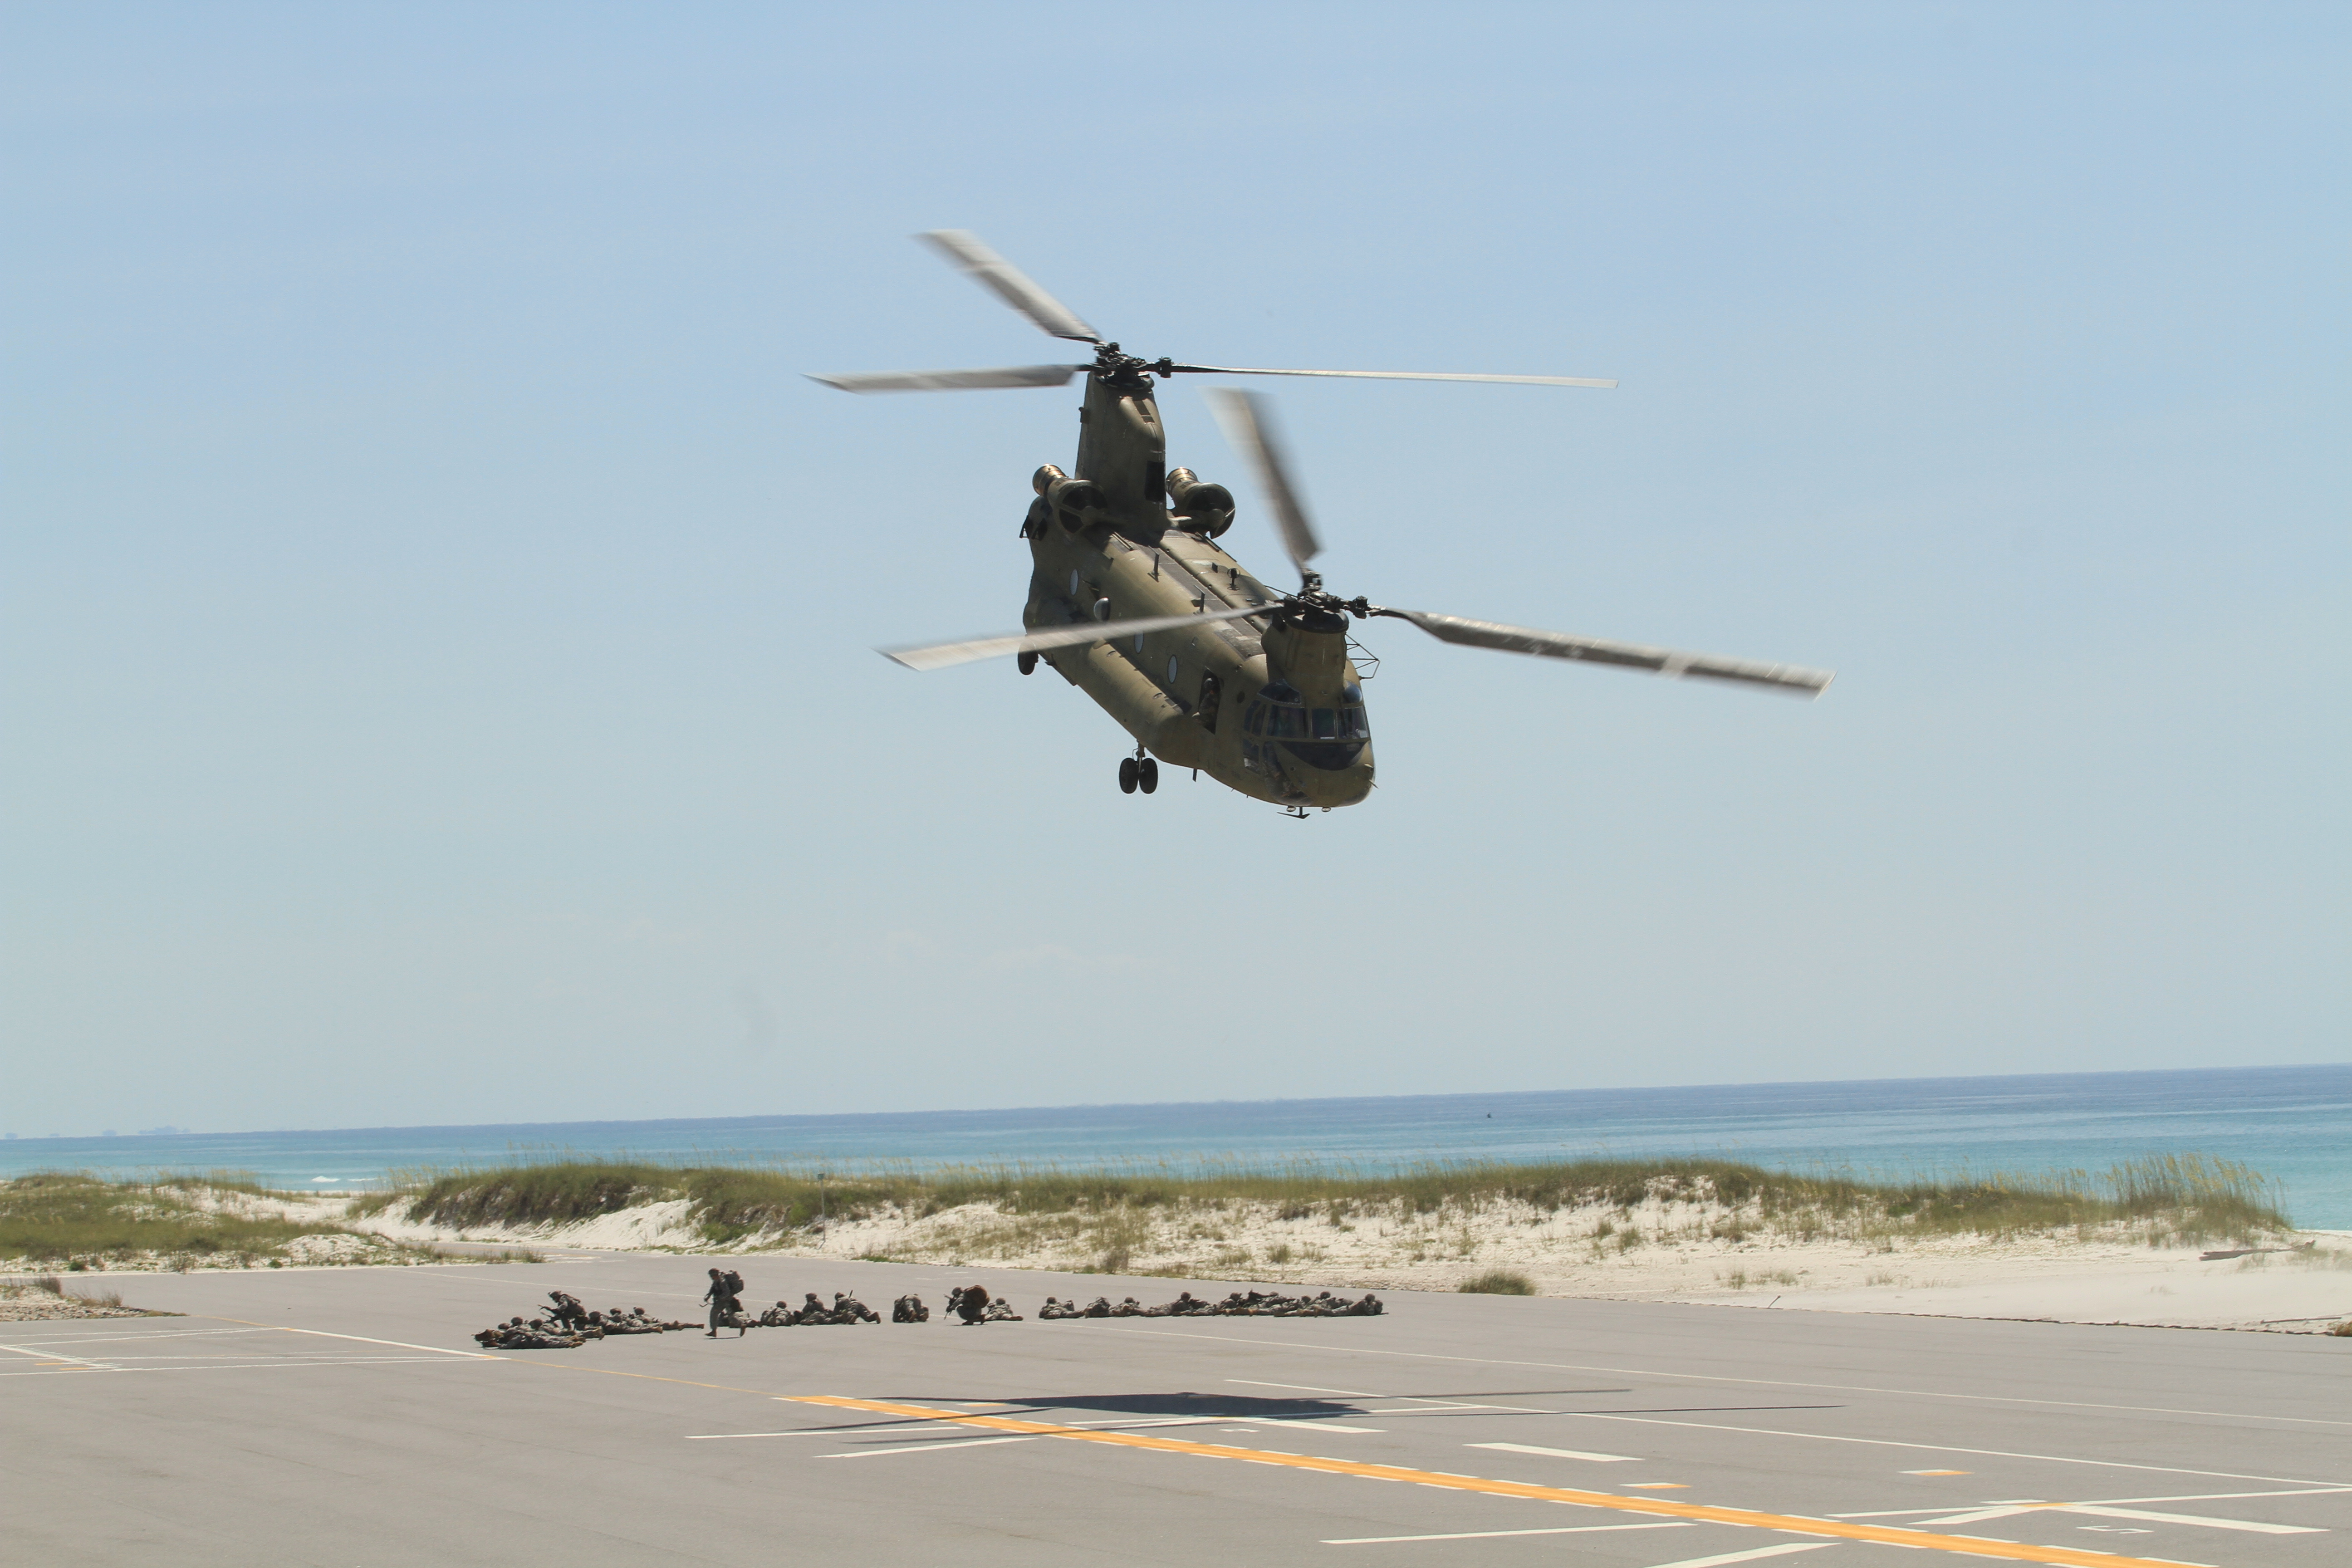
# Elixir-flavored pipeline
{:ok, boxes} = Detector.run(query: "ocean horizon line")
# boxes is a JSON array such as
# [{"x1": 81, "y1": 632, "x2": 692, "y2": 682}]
[
  {"x1": 11, "y1": 1062, "x2": 2348, "y2": 1225},
  {"x1": 12, "y1": 1060, "x2": 2343, "y2": 1143}
]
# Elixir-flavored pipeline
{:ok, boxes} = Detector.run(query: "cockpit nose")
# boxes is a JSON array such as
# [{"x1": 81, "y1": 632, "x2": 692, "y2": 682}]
[{"x1": 1240, "y1": 681, "x2": 1372, "y2": 775}]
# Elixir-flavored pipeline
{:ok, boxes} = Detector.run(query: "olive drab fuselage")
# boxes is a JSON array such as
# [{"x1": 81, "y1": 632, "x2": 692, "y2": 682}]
[{"x1": 1021, "y1": 365, "x2": 1375, "y2": 809}]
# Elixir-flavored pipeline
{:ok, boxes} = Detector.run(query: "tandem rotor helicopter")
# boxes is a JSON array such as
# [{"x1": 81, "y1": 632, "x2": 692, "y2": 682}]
[{"x1": 813, "y1": 231, "x2": 1832, "y2": 815}]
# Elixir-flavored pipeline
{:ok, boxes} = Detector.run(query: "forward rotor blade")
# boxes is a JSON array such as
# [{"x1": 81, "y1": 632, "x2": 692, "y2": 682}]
[
  {"x1": 807, "y1": 365, "x2": 1085, "y2": 394},
  {"x1": 1206, "y1": 388, "x2": 1322, "y2": 580},
  {"x1": 917, "y1": 230, "x2": 1102, "y2": 344},
  {"x1": 882, "y1": 601, "x2": 1278, "y2": 673},
  {"x1": 1375, "y1": 608, "x2": 1834, "y2": 696},
  {"x1": 1170, "y1": 364, "x2": 1617, "y2": 389}
]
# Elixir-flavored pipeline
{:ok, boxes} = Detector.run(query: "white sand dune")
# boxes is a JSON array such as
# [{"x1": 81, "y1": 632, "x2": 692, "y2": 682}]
[{"x1": 332, "y1": 1189, "x2": 2352, "y2": 1335}]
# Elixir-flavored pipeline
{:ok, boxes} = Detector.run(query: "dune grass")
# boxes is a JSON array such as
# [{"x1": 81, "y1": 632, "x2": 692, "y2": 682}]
[
  {"x1": 364, "y1": 1151, "x2": 2289, "y2": 1249},
  {"x1": 0, "y1": 1172, "x2": 418, "y2": 1268},
  {"x1": 1458, "y1": 1269, "x2": 1538, "y2": 1294}
]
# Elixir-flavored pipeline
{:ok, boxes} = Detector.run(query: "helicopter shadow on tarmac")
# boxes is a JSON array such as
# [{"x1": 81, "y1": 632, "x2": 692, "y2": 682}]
[{"x1": 881, "y1": 1392, "x2": 1369, "y2": 1423}]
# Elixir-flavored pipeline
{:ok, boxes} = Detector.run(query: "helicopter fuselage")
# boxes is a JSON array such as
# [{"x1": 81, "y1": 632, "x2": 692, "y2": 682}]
[{"x1": 1022, "y1": 365, "x2": 1374, "y2": 810}]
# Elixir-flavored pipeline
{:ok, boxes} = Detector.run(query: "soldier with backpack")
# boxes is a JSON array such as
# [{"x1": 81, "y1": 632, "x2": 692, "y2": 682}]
[{"x1": 702, "y1": 1267, "x2": 748, "y2": 1337}]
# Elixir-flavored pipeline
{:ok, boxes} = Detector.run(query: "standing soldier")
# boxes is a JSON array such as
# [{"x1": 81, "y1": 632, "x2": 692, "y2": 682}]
[{"x1": 702, "y1": 1268, "x2": 747, "y2": 1337}]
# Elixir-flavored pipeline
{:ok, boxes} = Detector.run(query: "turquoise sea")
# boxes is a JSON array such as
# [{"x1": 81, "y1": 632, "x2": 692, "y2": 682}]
[{"x1": 7, "y1": 1064, "x2": 2347, "y2": 1227}]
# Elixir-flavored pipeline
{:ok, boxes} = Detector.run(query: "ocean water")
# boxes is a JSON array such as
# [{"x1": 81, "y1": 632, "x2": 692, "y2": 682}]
[{"x1": 7, "y1": 1063, "x2": 2347, "y2": 1227}]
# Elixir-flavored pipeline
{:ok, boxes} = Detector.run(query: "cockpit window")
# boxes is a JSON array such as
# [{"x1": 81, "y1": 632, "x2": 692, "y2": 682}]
[
  {"x1": 1340, "y1": 706, "x2": 1370, "y2": 740},
  {"x1": 1311, "y1": 708, "x2": 1339, "y2": 740}
]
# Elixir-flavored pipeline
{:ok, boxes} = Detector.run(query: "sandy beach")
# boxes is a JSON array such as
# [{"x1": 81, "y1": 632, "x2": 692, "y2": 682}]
[
  {"x1": 328, "y1": 1187, "x2": 2352, "y2": 1336},
  {"x1": 16, "y1": 1177, "x2": 2345, "y2": 1335}
]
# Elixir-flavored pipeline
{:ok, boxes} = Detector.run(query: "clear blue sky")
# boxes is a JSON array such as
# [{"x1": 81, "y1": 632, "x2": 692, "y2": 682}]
[{"x1": 4, "y1": 3, "x2": 2344, "y2": 1136}]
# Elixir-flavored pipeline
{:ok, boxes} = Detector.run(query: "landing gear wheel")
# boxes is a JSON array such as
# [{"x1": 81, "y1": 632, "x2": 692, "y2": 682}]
[
  {"x1": 1017, "y1": 651, "x2": 1037, "y2": 676},
  {"x1": 1137, "y1": 758, "x2": 1159, "y2": 794},
  {"x1": 1118, "y1": 757, "x2": 1139, "y2": 794}
]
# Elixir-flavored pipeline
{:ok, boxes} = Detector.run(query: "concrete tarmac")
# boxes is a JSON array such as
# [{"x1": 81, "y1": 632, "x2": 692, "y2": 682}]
[{"x1": 4, "y1": 1253, "x2": 2346, "y2": 1567}]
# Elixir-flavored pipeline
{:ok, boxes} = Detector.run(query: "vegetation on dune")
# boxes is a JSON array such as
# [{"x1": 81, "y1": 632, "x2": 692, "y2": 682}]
[
  {"x1": 1458, "y1": 1269, "x2": 1538, "y2": 1294},
  {"x1": 0, "y1": 1172, "x2": 424, "y2": 1269},
  {"x1": 365, "y1": 1151, "x2": 2289, "y2": 1252}
]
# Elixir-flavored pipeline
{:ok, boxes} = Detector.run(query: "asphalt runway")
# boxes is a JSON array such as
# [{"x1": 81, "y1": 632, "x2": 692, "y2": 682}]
[{"x1": 4, "y1": 1254, "x2": 2347, "y2": 1567}]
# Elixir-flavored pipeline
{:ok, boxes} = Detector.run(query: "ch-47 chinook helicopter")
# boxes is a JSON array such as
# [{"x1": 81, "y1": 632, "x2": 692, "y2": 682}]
[{"x1": 814, "y1": 231, "x2": 1833, "y2": 815}]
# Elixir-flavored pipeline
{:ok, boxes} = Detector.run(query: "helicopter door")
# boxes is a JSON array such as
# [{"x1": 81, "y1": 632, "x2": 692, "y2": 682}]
[{"x1": 1195, "y1": 672, "x2": 1223, "y2": 732}]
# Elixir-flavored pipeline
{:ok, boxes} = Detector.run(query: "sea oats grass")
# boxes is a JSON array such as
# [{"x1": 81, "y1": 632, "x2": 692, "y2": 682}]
[
  {"x1": 0, "y1": 1172, "x2": 434, "y2": 1269},
  {"x1": 360, "y1": 1150, "x2": 2290, "y2": 1251}
]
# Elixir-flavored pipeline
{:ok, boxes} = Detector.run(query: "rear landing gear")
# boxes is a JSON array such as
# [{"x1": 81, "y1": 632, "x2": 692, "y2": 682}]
[
  {"x1": 1117, "y1": 750, "x2": 1159, "y2": 796},
  {"x1": 1017, "y1": 651, "x2": 1037, "y2": 675}
]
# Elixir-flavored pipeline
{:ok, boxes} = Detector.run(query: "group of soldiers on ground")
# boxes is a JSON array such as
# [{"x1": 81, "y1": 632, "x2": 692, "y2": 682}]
[
  {"x1": 473, "y1": 1293, "x2": 690, "y2": 1348},
  {"x1": 701, "y1": 1269, "x2": 886, "y2": 1334},
  {"x1": 755, "y1": 1291, "x2": 883, "y2": 1328},
  {"x1": 474, "y1": 1277, "x2": 1383, "y2": 1349}
]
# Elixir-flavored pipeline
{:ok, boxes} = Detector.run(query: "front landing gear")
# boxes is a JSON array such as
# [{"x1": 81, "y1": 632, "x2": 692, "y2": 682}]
[{"x1": 1117, "y1": 750, "x2": 1159, "y2": 795}]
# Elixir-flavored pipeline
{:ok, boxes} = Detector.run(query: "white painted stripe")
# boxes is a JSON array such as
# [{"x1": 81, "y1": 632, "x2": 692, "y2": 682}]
[
  {"x1": 1638, "y1": 1545, "x2": 1836, "y2": 1568},
  {"x1": 0, "y1": 1367, "x2": 107, "y2": 1376},
  {"x1": 2090, "y1": 1488, "x2": 2352, "y2": 1504},
  {"x1": 0, "y1": 1327, "x2": 278, "y2": 1345},
  {"x1": 819, "y1": 1436, "x2": 1036, "y2": 1458},
  {"x1": 1564, "y1": 1410, "x2": 2352, "y2": 1489},
  {"x1": 1272, "y1": 1420, "x2": 1384, "y2": 1433},
  {"x1": 1323, "y1": 1522, "x2": 1693, "y2": 1545},
  {"x1": 0, "y1": 1357, "x2": 477, "y2": 1376},
  {"x1": 1910, "y1": 1499, "x2": 2326, "y2": 1535},
  {"x1": 0, "y1": 1340, "x2": 110, "y2": 1367},
  {"x1": 1229, "y1": 1378, "x2": 1385, "y2": 1396},
  {"x1": 1470, "y1": 1441, "x2": 1642, "y2": 1462},
  {"x1": 274, "y1": 1326, "x2": 500, "y2": 1359},
  {"x1": 1101, "y1": 1324, "x2": 2352, "y2": 1433},
  {"x1": 2063, "y1": 1505, "x2": 2323, "y2": 1535}
]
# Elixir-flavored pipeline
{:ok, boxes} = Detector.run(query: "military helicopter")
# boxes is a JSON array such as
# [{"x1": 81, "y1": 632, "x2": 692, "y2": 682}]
[{"x1": 813, "y1": 231, "x2": 1832, "y2": 813}]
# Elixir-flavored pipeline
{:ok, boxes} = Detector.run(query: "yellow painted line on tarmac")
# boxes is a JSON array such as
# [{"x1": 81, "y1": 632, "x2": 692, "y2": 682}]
[{"x1": 787, "y1": 1394, "x2": 2229, "y2": 1568}]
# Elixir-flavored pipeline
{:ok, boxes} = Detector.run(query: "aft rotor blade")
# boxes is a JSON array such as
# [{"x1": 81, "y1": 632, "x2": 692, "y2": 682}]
[
  {"x1": 1375, "y1": 608, "x2": 1834, "y2": 696},
  {"x1": 881, "y1": 602, "x2": 1278, "y2": 673},
  {"x1": 1170, "y1": 364, "x2": 1617, "y2": 389},
  {"x1": 807, "y1": 365, "x2": 1085, "y2": 394},
  {"x1": 917, "y1": 230, "x2": 1102, "y2": 344},
  {"x1": 1206, "y1": 388, "x2": 1322, "y2": 580}
]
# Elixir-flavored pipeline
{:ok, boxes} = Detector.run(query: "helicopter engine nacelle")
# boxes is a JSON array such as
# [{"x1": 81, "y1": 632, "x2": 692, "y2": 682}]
[
  {"x1": 1041, "y1": 472, "x2": 1107, "y2": 530},
  {"x1": 1165, "y1": 468, "x2": 1235, "y2": 538}
]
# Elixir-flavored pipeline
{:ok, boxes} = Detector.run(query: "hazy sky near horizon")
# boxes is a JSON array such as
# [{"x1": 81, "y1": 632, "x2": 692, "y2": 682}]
[{"x1": 5, "y1": 3, "x2": 2345, "y2": 1137}]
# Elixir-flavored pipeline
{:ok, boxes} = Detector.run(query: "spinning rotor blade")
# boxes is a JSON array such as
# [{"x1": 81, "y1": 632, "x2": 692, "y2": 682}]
[
  {"x1": 1170, "y1": 365, "x2": 1617, "y2": 389},
  {"x1": 1206, "y1": 388, "x2": 1322, "y2": 581},
  {"x1": 918, "y1": 230, "x2": 1102, "y2": 344},
  {"x1": 807, "y1": 365, "x2": 1085, "y2": 394},
  {"x1": 1374, "y1": 608, "x2": 1834, "y2": 696},
  {"x1": 882, "y1": 601, "x2": 1277, "y2": 673}
]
